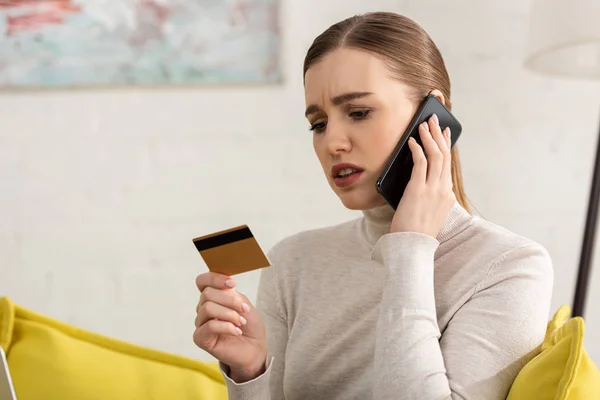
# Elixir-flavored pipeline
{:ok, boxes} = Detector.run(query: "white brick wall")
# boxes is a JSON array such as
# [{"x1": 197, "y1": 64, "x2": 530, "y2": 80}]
[{"x1": 1, "y1": 0, "x2": 600, "y2": 365}]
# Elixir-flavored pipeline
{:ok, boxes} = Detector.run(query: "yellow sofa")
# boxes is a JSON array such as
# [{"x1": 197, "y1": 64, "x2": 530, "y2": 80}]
[
  {"x1": 0, "y1": 297, "x2": 227, "y2": 400},
  {"x1": 507, "y1": 305, "x2": 600, "y2": 399},
  {"x1": 2, "y1": 296, "x2": 599, "y2": 399}
]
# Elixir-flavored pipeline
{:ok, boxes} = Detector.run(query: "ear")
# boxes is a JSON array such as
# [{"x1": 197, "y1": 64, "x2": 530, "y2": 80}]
[{"x1": 428, "y1": 89, "x2": 446, "y2": 106}]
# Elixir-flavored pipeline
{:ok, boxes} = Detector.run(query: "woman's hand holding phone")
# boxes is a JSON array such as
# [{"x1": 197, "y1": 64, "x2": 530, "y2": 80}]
[
  {"x1": 390, "y1": 113, "x2": 456, "y2": 238},
  {"x1": 193, "y1": 272, "x2": 268, "y2": 383}
]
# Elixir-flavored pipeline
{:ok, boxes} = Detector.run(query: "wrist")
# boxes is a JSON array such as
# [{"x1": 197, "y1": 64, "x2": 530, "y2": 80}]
[
  {"x1": 386, "y1": 228, "x2": 438, "y2": 242},
  {"x1": 372, "y1": 231, "x2": 439, "y2": 265},
  {"x1": 229, "y1": 355, "x2": 268, "y2": 383}
]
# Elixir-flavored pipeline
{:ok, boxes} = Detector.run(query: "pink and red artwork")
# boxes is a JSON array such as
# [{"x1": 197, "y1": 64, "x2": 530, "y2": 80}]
[{"x1": 0, "y1": 0, "x2": 281, "y2": 88}]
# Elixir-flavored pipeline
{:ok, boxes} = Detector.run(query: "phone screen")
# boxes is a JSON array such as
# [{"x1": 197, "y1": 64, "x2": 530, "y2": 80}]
[{"x1": 375, "y1": 95, "x2": 462, "y2": 209}]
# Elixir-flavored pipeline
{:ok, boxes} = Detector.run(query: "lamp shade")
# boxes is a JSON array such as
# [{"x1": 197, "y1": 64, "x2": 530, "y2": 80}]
[{"x1": 525, "y1": 0, "x2": 600, "y2": 79}]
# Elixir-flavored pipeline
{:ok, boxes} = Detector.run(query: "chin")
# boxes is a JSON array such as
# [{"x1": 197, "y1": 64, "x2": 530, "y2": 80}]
[{"x1": 336, "y1": 188, "x2": 385, "y2": 211}]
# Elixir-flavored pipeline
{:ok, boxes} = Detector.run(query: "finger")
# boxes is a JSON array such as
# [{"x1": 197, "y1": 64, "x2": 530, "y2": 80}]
[
  {"x1": 429, "y1": 114, "x2": 447, "y2": 155},
  {"x1": 196, "y1": 272, "x2": 236, "y2": 293},
  {"x1": 426, "y1": 115, "x2": 445, "y2": 179},
  {"x1": 198, "y1": 286, "x2": 250, "y2": 314},
  {"x1": 420, "y1": 118, "x2": 443, "y2": 182},
  {"x1": 440, "y1": 127, "x2": 452, "y2": 179},
  {"x1": 196, "y1": 300, "x2": 246, "y2": 328},
  {"x1": 408, "y1": 137, "x2": 427, "y2": 183},
  {"x1": 193, "y1": 320, "x2": 242, "y2": 347}
]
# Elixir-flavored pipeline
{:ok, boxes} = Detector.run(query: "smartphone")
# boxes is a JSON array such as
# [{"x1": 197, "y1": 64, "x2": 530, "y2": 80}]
[{"x1": 375, "y1": 94, "x2": 462, "y2": 209}]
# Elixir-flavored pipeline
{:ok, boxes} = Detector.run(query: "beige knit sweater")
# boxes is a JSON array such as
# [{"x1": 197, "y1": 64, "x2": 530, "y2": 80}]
[{"x1": 219, "y1": 202, "x2": 554, "y2": 400}]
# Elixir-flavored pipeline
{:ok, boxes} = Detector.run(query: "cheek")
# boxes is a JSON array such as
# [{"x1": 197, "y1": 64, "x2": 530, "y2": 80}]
[
  {"x1": 361, "y1": 116, "x2": 403, "y2": 164},
  {"x1": 312, "y1": 137, "x2": 327, "y2": 170}
]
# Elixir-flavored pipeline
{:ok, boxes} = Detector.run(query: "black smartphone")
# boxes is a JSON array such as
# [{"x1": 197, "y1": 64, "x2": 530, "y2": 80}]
[{"x1": 375, "y1": 94, "x2": 462, "y2": 209}]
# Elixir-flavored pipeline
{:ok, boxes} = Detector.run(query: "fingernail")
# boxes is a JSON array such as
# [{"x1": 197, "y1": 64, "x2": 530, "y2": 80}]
[
  {"x1": 421, "y1": 121, "x2": 428, "y2": 129},
  {"x1": 241, "y1": 303, "x2": 251, "y2": 313},
  {"x1": 240, "y1": 316, "x2": 247, "y2": 325},
  {"x1": 409, "y1": 137, "x2": 416, "y2": 143},
  {"x1": 447, "y1": 127, "x2": 451, "y2": 138},
  {"x1": 224, "y1": 279, "x2": 235, "y2": 288},
  {"x1": 235, "y1": 327, "x2": 243, "y2": 336},
  {"x1": 432, "y1": 114, "x2": 438, "y2": 124}
]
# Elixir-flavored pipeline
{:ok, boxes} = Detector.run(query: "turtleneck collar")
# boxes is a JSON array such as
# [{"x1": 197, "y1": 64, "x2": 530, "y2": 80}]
[{"x1": 361, "y1": 201, "x2": 473, "y2": 246}]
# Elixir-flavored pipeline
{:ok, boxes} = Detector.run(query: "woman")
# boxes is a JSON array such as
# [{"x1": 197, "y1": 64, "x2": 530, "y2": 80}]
[{"x1": 193, "y1": 12, "x2": 553, "y2": 400}]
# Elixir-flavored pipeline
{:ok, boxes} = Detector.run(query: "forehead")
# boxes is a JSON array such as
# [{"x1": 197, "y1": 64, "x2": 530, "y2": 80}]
[{"x1": 304, "y1": 48, "x2": 393, "y2": 103}]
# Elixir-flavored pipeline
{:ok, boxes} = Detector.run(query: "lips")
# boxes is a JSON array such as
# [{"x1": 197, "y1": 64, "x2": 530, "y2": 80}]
[
  {"x1": 331, "y1": 163, "x2": 364, "y2": 179},
  {"x1": 331, "y1": 163, "x2": 365, "y2": 188}
]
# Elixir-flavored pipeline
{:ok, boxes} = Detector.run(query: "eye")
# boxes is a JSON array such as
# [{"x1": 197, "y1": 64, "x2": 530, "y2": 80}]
[
  {"x1": 349, "y1": 109, "x2": 372, "y2": 120},
  {"x1": 309, "y1": 121, "x2": 327, "y2": 134}
]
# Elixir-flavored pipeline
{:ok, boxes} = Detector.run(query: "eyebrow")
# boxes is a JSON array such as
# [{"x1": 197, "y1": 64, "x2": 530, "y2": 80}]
[{"x1": 304, "y1": 91, "x2": 373, "y2": 117}]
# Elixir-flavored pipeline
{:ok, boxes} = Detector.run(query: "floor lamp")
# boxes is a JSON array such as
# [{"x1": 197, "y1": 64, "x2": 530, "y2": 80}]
[{"x1": 524, "y1": 0, "x2": 600, "y2": 318}]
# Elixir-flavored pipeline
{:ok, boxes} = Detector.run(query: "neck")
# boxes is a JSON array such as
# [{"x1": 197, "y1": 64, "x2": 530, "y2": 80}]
[{"x1": 361, "y1": 201, "x2": 472, "y2": 246}]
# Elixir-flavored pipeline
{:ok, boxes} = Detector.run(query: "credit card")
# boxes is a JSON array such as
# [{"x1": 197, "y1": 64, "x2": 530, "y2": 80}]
[{"x1": 192, "y1": 225, "x2": 270, "y2": 276}]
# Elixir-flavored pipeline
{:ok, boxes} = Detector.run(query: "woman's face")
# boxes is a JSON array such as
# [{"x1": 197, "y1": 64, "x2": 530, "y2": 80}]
[{"x1": 304, "y1": 47, "x2": 423, "y2": 210}]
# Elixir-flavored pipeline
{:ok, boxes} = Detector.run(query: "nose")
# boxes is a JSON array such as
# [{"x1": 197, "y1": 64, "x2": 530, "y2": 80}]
[{"x1": 324, "y1": 122, "x2": 351, "y2": 155}]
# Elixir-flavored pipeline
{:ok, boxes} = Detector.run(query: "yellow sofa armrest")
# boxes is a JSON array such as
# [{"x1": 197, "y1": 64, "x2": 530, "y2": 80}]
[
  {"x1": 0, "y1": 297, "x2": 226, "y2": 400},
  {"x1": 507, "y1": 305, "x2": 600, "y2": 400}
]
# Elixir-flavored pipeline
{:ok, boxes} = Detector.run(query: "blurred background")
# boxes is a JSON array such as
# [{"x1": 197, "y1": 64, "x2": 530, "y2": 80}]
[{"x1": 0, "y1": 0, "x2": 599, "y2": 365}]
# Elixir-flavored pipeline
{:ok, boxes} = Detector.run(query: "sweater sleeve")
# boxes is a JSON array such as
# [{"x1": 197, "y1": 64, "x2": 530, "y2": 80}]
[
  {"x1": 370, "y1": 232, "x2": 553, "y2": 400},
  {"x1": 219, "y1": 248, "x2": 288, "y2": 400}
]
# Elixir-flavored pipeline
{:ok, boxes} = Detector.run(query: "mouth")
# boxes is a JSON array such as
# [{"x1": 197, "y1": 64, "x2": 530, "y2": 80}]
[{"x1": 331, "y1": 163, "x2": 365, "y2": 188}]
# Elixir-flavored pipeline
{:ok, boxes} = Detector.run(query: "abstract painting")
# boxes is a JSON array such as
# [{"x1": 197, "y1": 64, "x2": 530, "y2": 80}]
[{"x1": 0, "y1": 0, "x2": 281, "y2": 88}]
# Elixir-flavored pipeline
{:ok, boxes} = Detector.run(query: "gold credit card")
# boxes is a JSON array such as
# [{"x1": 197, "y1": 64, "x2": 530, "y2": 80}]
[{"x1": 192, "y1": 225, "x2": 270, "y2": 276}]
